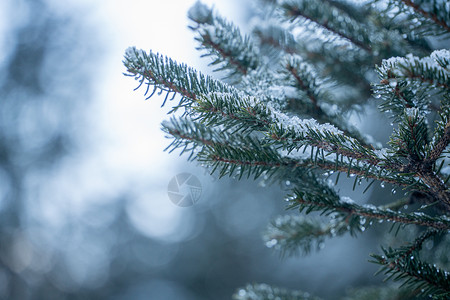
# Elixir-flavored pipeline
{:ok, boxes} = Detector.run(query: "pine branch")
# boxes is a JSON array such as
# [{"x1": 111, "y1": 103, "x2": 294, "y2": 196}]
[
  {"x1": 376, "y1": 50, "x2": 450, "y2": 92},
  {"x1": 123, "y1": 55, "x2": 415, "y2": 190},
  {"x1": 252, "y1": 23, "x2": 299, "y2": 55},
  {"x1": 284, "y1": 55, "x2": 327, "y2": 111},
  {"x1": 416, "y1": 170, "x2": 450, "y2": 210},
  {"x1": 233, "y1": 283, "x2": 322, "y2": 300},
  {"x1": 389, "y1": 108, "x2": 429, "y2": 160},
  {"x1": 264, "y1": 213, "x2": 368, "y2": 256},
  {"x1": 277, "y1": 55, "x2": 375, "y2": 147},
  {"x1": 188, "y1": 2, "x2": 260, "y2": 78},
  {"x1": 254, "y1": 2, "x2": 378, "y2": 107},
  {"x1": 123, "y1": 47, "x2": 238, "y2": 111},
  {"x1": 427, "y1": 107, "x2": 450, "y2": 163},
  {"x1": 269, "y1": 123, "x2": 382, "y2": 165},
  {"x1": 380, "y1": 0, "x2": 450, "y2": 37},
  {"x1": 388, "y1": 108, "x2": 450, "y2": 210},
  {"x1": 124, "y1": 1, "x2": 450, "y2": 297},
  {"x1": 400, "y1": 0, "x2": 450, "y2": 33},
  {"x1": 372, "y1": 50, "x2": 450, "y2": 209},
  {"x1": 370, "y1": 229, "x2": 450, "y2": 299},
  {"x1": 287, "y1": 190, "x2": 450, "y2": 230},
  {"x1": 264, "y1": 215, "x2": 330, "y2": 256},
  {"x1": 401, "y1": 229, "x2": 440, "y2": 258},
  {"x1": 205, "y1": 139, "x2": 420, "y2": 189},
  {"x1": 192, "y1": 93, "x2": 389, "y2": 175},
  {"x1": 381, "y1": 196, "x2": 413, "y2": 211},
  {"x1": 162, "y1": 117, "x2": 232, "y2": 160}
]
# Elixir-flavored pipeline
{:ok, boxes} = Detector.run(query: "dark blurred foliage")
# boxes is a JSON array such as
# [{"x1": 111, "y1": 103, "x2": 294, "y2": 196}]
[{"x1": 0, "y1": 1, "x2": 387, "y2": 299}]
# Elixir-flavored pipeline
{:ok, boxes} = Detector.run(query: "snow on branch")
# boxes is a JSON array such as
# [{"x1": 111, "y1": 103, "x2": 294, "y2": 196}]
[
  {"x1": 188, "y1": 1, "x2": 260, "y2": 78},
  {"x1": 287, "y1": 189, "x2": 450, "y2": 230},
  {"x1": 400, "y1": 0, "x2": 450, "y2": 33},
  {"x1": 377, "y1": 50, "x2": 450, "y2": 90},
  {"x1": 373, "y1": 49, "x2": 449, "y2": 120},
  {"x1": 124, "y1": 0, "x2": 450, "y2": 298},
  {"x1": 123, "y1": 46, "x2": 239, "y2": 111},
  {"x1": 380, "y1": 0, "x2": 450, "y2": 37},
  {"x1": 279, "y1": 0, "x2": 373, "y2": 52}
]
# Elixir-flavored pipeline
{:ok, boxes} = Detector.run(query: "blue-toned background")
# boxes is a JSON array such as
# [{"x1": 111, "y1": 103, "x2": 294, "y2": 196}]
[{"x1": 0, "y1": 0, "x2": 388, "y2": 299}]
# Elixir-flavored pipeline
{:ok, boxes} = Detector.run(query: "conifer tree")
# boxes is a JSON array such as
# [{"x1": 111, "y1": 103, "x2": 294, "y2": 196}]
[{"x1": 124, "y1": 0, "x2": 450, "y2": 299}]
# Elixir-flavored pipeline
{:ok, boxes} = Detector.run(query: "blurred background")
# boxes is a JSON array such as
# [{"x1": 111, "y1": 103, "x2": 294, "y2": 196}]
[{"x1": 0, "y1": 0, "x2": 397, "y2": 299}]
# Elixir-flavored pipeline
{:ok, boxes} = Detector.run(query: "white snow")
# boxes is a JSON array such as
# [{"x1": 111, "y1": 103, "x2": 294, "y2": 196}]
[
  {"x1": 267, "y1": 102, "x2": 344, "y2": 136},
  {"x1": 380, "y1": 50, "x2": 450, "y2": 79},
  {"x1": 405, "y1": 107, "x2": 419, "y2": 117},
  {"x1": 374, "y1": 148, "x2": 389, "y2": 159},
  {"x1": 124, "y1": 46, "x2": 148, "y2": 72},
  {"x1": 340, "y1": 196, "x2": 355, "y2": 204}
]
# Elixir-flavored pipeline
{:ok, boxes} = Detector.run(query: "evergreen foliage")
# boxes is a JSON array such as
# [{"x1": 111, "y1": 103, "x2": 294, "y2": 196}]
[{"x1": 124, "y1": 0, "x2": 450, "y2": 298}]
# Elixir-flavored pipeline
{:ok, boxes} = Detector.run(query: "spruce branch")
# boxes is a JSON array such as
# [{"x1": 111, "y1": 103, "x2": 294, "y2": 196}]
[
  {"x1": 280, "y1": 55, "x2": 374, "y2": 146},
  {"x1": 123, "y1": 47, "x2": 238, "y2": 110},
  {"x1": 388, "y1": 108, "x2": 450, "y2": 209},
  {"x1": 287, "y1": 190, "x2": 450, "y2": 230},
  {"x1": 380, "y1": 0, "x2": 450, "y2": 37},
  {"x1": 256, "y1": 2, "x2": 377, "y2": 105},
  {"x1": 269, "y1": 123, "x2": 383, "y2": 165},
  {"x1": 264, "y1": 213, "x2": 368, "y2": 256},
  {"x1": 399, "y1": 228, "x2": 441, "y2": 258},
  {"x1": 389, "y1": 108, "x2": 429, "y2": 160},
  {"x1": 162, "y1": 117, "x2": 232, "y2": 160},
  {"x1": 188, "y1": 2, "x2": 260, "y2": 78},
  {"x1": 192, "y1": 93, "x2": 384, "y2": 171},
  {"x1": 280, "y1": 0, "x2": 372, "y2": 52},
  {"x1": 322, "y1": 0, "x2": 371, "y2": 24},
  {"x1": 427, "y1": 106, "x2": 450, "y2": 163},
  {"x1": 285, "y1": 56, "x2": 323, "y2": 110},
  {"x1": 416, "y1": 170, "x2": 450, "y2": 210},
  {"x1": 252, "y1": 23, "x2": 299, "y2": 55},
  {"x1": 376, "y1": 50, "x2": 450, "y2": 92},
  {"x1": 124, "y1": 1, "x2": 450, "y2": 298},
  {"x1": 274, "y1": 28, "x2": 373, "y2": 94},
  {"x1": 370, "y1": 229, "x2": 450, "y2": 299},
  {"x1": 400, "y1": 0, "x2": 450, "y2": 33},
  {"x1": 233, "y1": 283, "x2": 322, "y2": 300},
  {"x1": 264, "y1": 215, "x2": 330, "y2": 256},
  {"x1": 193, "y1": 92, "x2": 272, "y2": 131},
  {"x1": 204, "y1": 139, "x2": 420, "y2": 188},
  {"x1": 163, "y1": 117, "x2": 344, "y2": 194},
  {"x1": 374, "y1": 79, "x2": 430, "y2": 121},
  {"x1": 122, "y1": 60, "x2": 412, "y2": 189},
  {"x1": 124, "y1": 45, "x2": 445, "y2": 213}
]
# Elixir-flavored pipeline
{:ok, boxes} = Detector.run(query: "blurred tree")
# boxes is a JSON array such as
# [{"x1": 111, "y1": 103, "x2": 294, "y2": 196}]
[
  {"x1": 0, "y1": 0, "x2": 99, "y2": 298},
  {"x1": 124, "y1": 0, "x2": 450, "y2": 299}
]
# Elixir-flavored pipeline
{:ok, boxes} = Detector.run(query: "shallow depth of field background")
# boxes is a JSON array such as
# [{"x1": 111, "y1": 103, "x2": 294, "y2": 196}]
[{"x1": 0, "y1": 0, "x2": 397, "y2": 299}]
